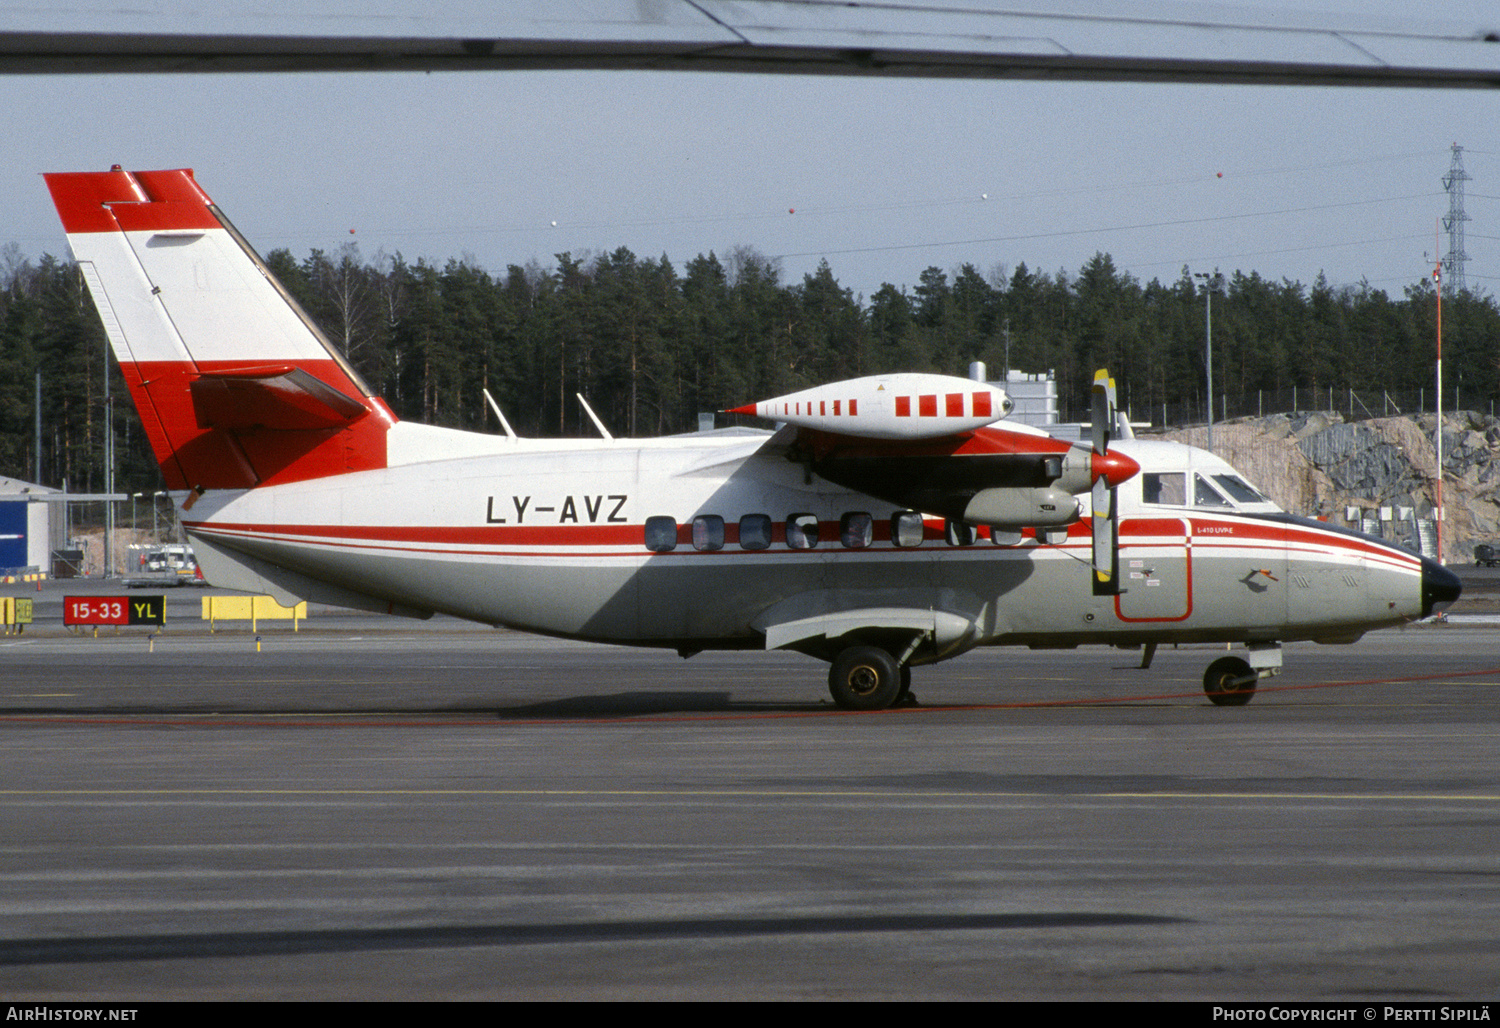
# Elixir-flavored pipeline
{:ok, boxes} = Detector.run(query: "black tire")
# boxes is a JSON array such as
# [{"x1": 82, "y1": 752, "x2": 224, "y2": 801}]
[
  {"x1": 828, "y1": 646, "x2": 902, "y2": 711},
  {"x1": 1203, "y1": 656, "x2": 1256, "y2": 706},
  {"x1": 893, "y1": 664, "x2": 917, "y2": 707}
]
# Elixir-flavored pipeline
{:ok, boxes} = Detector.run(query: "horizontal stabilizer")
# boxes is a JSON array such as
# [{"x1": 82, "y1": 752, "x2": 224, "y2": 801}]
[{"x1": 190, "y1": 366, "x2": 371, "y2": 431}]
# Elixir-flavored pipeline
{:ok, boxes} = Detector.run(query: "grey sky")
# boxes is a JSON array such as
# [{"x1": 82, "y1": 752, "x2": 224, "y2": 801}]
[{"x1": 3, "y1": 1, "x2": 1496, "y2": 301}]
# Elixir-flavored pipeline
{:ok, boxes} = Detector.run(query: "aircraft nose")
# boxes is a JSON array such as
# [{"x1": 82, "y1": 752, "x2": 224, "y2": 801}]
[{"x1": 1421, "y1": 556, "x2": 1462, "y2": 619}]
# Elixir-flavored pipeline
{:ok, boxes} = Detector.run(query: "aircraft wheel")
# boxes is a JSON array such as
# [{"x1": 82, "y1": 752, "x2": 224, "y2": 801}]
[
  {"x1": 1203, "y1": 656, "x2": 1257, "y2": 706},
  {"x1": 828, "y1": 646, "x2": 902, "y2": 711},
  {"x1": 894, "y1": 664, "x2": 917, "y2": 707}
]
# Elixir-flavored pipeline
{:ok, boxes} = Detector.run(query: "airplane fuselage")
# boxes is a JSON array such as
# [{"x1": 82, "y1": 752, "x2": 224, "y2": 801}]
[
  {"x1": 184, "y1": 429, "x2": 1445, "y2": 663},
  {"x1": 44, "y1": 165, "x2": 1461, "y2": 710}
]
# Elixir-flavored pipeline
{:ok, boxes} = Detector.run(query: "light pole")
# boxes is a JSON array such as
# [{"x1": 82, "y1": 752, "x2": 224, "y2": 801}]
[
  {"x1": 1433, "y1": 252, "x2": 1444, "y2": 564},
  {"x1": 1194, "y1": 271, "x2": 1222, "y2": 451},
  {"x1": 104, "y1": 393, "x2": 114, "y2": 577},
  {"x1": 129, "y1": 492, "x2": 142, "y2": 574},
  {"x1": 152, "y1": 490, "x2": 167, "y2": 542}
]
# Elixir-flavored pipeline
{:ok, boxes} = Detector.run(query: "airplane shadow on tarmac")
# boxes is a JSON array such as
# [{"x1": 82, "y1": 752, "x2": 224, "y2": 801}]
[
  {"x1": 490, "y1": 691, "x2": 817, "y2": 717},
  {"x1": 0, "y1": 911, "x2": 1190, "y2": 966},
  {"x1": 0, "y1": 693, "x2": 833, "y2": 720}
]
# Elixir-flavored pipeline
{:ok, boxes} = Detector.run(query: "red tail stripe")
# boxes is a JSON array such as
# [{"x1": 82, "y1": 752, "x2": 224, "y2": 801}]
[{"x1": 45, "y1": 168, "x2": 220, "y2": 234}]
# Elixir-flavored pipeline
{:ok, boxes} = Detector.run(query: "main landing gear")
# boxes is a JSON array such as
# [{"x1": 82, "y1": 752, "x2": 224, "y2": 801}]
[
  {"x1": 825, "y1": 641, "x2": 1282, "y2": 711},
  {"x1": 827, "y1": 645, "x2": 913, "y2": 711}
]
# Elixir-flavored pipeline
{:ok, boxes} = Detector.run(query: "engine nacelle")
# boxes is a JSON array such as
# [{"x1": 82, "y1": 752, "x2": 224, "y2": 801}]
[
  {"x1": 728, "y1": 373, "x2": 1012, "y2": 440},
  {"x1": 962, "y1": 486, "x2": 1080, "y2": 529}
]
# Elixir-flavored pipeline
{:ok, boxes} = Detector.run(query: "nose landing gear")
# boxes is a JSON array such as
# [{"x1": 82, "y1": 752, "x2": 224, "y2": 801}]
[
  {"x1": 1203, "y1": 656, "x2": 1257, "y2": 706},
  {"x1": 1202, "y1": 642, "x2": 1281, "y2": 706}
]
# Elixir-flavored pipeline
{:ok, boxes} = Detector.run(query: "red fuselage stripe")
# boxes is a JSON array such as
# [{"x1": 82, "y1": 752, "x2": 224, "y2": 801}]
[{"x1": 186, "y1": 514, "x2": 1421, "y2": 572}]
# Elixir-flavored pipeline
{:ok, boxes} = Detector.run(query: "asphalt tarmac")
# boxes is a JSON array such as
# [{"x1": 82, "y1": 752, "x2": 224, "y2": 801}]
[{"x1": 1, "y1": 580, "x2": 1497, "y2": 1000}]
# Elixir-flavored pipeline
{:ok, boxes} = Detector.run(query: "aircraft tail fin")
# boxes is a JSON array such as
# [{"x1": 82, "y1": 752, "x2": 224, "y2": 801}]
[{"x1": 43, "y1": 167, "x2": 395, "y2": 492}]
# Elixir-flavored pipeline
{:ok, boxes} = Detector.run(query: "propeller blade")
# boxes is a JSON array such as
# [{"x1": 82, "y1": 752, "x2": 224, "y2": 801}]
[
  {"x1": 1090, "y1": 369, "x2": 1117, "y2": 455},
  {"x1": 1091, "y1": 368, "x2": 1122, "y2": 595},
  {"x1": 1092, "y1": 475, "x2": 1121, "y2": 595}
]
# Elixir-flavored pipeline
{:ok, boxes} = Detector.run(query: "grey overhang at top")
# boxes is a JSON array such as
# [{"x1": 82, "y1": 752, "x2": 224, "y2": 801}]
[{"x1": 1, "y1": 0, "x2": 1498, "y2": 86}]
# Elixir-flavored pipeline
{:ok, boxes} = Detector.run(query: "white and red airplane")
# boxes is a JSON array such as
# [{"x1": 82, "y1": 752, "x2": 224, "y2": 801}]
[{"x1": 44, "y1": 167, "x2": 1460, "y2": 709}]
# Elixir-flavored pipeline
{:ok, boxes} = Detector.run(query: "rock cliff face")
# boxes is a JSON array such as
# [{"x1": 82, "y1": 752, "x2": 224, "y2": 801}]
[{"x1": 1158, "y1": 412, "x2": 1500, "y2": 563}]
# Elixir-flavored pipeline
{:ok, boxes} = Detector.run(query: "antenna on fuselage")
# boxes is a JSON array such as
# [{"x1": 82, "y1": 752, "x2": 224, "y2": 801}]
[
  {"x1": 576, "y1": 393, "x2": 614, "y2": 440},
  {"x1": 483, "y1": 388, "x2": 518, "y2": 440}
]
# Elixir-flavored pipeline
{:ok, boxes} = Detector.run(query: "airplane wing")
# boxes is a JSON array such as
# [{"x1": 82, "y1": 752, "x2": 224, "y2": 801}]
[
  {"x1": 2, "y1": 1, "x2": 1498, "y2": 87},
  {"x1": 729, "y1": 373, "x2": 1137, "y2": 529}
]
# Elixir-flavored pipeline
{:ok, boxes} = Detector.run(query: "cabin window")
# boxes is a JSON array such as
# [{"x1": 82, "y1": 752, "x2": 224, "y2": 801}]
[
  {"x1": 692, "y1": 515, "x2": 725, "y2": 552},
  {"x1": 786, "y1": 513, "x2": 820, "y2": 550},
  {"x1": 840, "y1": 512, "x2": 873, "y2": 549},
  {"x1": 1193, "y1": 474, "x2": 1232, "y2": 507},
  {"x1": 1142, "y1": 472, "x2": 1186, "y2": 506},
  {"x1": 738, "y1": 514, "x2": 772, "y2": 551},
  {"x1": 891, "y1": 511, "x2": 925, "y2": 548},
  {"x1": 644, "y1": 516, "x2": 678, "y2": 552},
  {"x1": 945, "y1": 520, "x2": 974, "y2": 546}
]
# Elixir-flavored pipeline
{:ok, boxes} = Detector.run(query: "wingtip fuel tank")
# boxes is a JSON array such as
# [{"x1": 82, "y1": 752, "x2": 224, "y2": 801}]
[{"x1": 727, "y1": 373, "x2": 1013, "y2": 440}]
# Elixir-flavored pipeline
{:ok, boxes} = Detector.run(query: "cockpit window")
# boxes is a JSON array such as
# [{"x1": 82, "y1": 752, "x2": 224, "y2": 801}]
[
  {"x1": 1193, "y1": 474, "x2": 1231, "y2": 507},
  {"x1": 1142, "y1": 472, "x2": 1186, "y2": 506},
  {"x1": 1212, "y1": 474, "x2": 1268, "y2": 504},
  {"x1": 1144, "y1": 468, "x2": 1270, "y2": 511}
]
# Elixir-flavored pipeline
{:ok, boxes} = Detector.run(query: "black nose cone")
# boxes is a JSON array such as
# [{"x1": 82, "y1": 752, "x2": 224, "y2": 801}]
[{"x1": 1421, "y1": 557, "x2": 1462, "y2": 618}]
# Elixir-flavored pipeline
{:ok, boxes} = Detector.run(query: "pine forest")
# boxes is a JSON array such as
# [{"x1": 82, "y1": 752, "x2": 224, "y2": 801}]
[{"x1": 1, "y1": 239, "x2": 1496, "y2": 498}]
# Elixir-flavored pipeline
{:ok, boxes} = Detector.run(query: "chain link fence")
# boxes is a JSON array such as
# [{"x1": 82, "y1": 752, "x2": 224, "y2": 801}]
[{"x1": 1137, "y1": 388, "x2": 1498, "y2": 431}]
